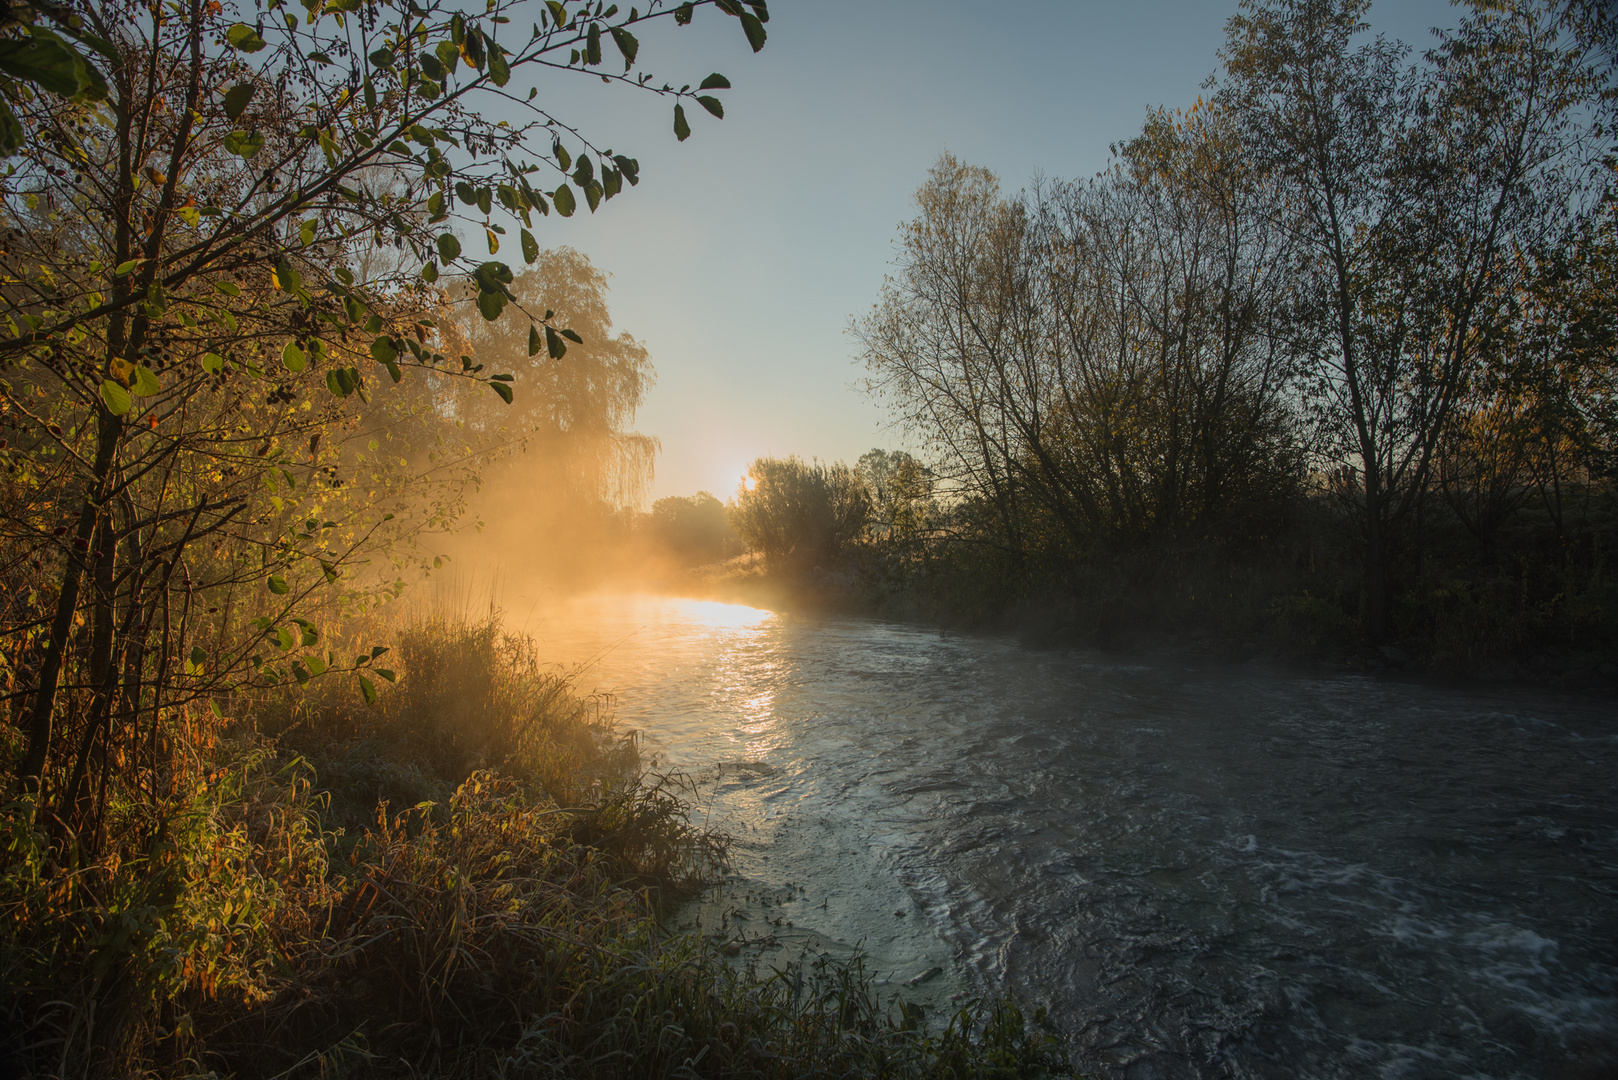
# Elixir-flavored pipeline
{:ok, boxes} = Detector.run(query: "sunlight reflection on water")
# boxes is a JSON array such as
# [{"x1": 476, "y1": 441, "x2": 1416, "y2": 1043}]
[{"x1": 670, "y1": 597, "x2": 773, "y2": 630}]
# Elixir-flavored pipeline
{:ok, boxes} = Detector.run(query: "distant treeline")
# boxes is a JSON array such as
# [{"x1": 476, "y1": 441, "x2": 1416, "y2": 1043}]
[{"x1": 702, "y1": 1, "x2": 1618, "y2": 678}]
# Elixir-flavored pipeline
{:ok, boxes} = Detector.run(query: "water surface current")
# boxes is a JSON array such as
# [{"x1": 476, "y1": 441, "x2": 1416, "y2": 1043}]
[{"x1": 521, "y1": 593, "x2": 1618, "y2": 1079}]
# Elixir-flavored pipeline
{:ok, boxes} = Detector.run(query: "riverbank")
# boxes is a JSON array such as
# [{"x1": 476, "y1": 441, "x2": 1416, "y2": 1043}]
[
  {"x1": 0, "y1": 616, "x2": 1071, "y2": 1079},
  {"x1": 678, "y1": 552, "x2": 1618, "y2": 693}
]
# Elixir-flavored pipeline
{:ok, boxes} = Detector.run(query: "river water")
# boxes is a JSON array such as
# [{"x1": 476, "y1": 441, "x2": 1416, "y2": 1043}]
[{"x1": 519, "y1": 592, "x2": 1618, "y2": 1079}]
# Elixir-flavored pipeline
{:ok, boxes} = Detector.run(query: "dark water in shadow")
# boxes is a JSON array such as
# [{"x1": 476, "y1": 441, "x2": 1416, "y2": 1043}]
[{"x1": 522, "y1": 594, "x2": 1618, "y2": 1079}]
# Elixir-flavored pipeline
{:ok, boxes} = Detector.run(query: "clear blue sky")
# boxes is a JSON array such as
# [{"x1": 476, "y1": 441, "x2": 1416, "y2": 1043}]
[{"x1": 514, "y1": 0, "x2": 1459, "y2": 503}]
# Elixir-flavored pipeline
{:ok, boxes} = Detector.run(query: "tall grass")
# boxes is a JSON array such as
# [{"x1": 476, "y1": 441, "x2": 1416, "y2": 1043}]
[{"x1": 1, "y1": 617, "x2": 1071, "y2": 1078}]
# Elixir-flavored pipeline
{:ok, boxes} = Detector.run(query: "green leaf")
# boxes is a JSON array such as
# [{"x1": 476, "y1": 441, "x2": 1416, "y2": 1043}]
[
  {"x1": 321, "y1": 560, "x2": 340, "y2": 581},
  {"x1": 99, "y1": 379, "x2": 132, "y2": 416},
  {"x1": 131, "y1": 366, "x2": 161, "y2": 395},
  {"x1": 436, "y1": 40, "x2": 460, "y2": 74},
  {"x1": 489, "y1": 380, "x2": 513, "y2": 404},
  {"x1": 370, "y1": 336, "x2": 398, "y2": 363},
  {"x1": 326, "y1": 368, "x2": 353, "y2": 397},
  {"x1": 223, "y1": 82, "x2": 255, "y2": 119},
  {"x1": 489, "y1": 44, "x2": 510, "y2": 86},
  {"x1": 358, "y1": 674, "x2": 378, "y2": 705},
  {"x1": 528, "y1": 324, "x2": 542, "y2": 356},
  {"x1": 739, "y1": 11, "x2": 766, "y2": 51},
  {"x1": 419, "y1": 53, "x2": 445, "y2": 81},
  {"x1": 697, "y1": 95, "x2": 723, "y2": 119},
  {"x1": 0, "y1": 30, "x2": 102, "y2": 100},
  {"x1": 223, "y1": 130, "x2": 264, "y2": 159},
  {"x1": 477, "y1": 290, "x2": 507, "y2": 321},
  {"x1": 455, "y1": 180, "x2": 476, "y2": 205},
  {"x1": 546, "y1": 325, "x2": 567, "y2": 359},
  {"x1": 436, "y1": 233, "x2": 461, "y2": 261},
  {"x1": 520, "y1": 228, "x2": 538, "y2": 264},
  {"x1": 299, "y1": 219, "x2": 316, "y2": 246},
  {"x1": 699, "y1": 72, "x2": 730, "y2": 90},
  {"x1": 610, "y1": 26, "x2": 639, "y2": 69},
  {"x1": 267, "y1": 575, "x2": 290, "y2": 595},
  {"x1": 474, "y1": 261, "x2": 514, "y2": 291},
  {"x1": 200, "y1": 352, "x2": 225, "y2": 375},
  {"x1": 213, "y1": 280, "x2": 241, "y2": 296},
  {"x1": 673, "y1": 103, "x2": 690, "y2": 141},
  {"x1": 552, "y1": 184, "x2": 576, "y2": 217},
  {"x1": 368, "y1": 47, "x2": 395, "y2": 68},
  {"x1": 114, "y1": 259, "x2": 140, "y2": 276},
  {"x1": 225, "y1": 23, "x2": 268, "y2": 53},
  {"x1": 559, "y1": 328, "x2": 583, "y2": 344},
  {"x1": 305, "y1": 655, "x2": 328, "y2": 677},
  {"x1": 282, "y1": 342, "x2": 307, "y2": 372},
  {"x1": 585, "y1": 22, "x2": 601, "y2": 65},
  {"x1": 421, "y1": 260, "x2": 439, "y2": 283},
  {"x1": 273, "y1": 258, "x2": 302, "y2": 293},
  {"x1": 674, "y1": 3, "x2": 694, "y2": 25}
]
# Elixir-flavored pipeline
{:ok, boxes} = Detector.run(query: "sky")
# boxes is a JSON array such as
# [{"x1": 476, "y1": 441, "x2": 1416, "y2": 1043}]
[{"x1": 507, "y1": 0, "x2": 1461, "y2": 504}]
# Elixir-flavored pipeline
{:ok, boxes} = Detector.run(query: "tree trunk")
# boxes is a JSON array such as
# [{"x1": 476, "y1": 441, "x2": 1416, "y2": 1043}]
[
  {"x1": 1363, "y1": 464, "x2": 1389, "y2": 645},
  {"x1": 16, "y1": 411, "x2": 121, "y2": 796}
]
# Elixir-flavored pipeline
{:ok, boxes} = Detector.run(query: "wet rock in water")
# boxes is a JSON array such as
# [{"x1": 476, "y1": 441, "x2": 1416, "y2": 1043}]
[{"x1": 908, "y1": 966, "x2": 944, "y2": 987}]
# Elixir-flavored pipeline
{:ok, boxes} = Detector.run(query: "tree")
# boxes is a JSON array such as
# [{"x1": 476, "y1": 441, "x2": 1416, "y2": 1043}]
[
  {"x1": 729, "y1": 456, "x2": 870, "y2": 567},
  {"x1": 858, "y1": 131, "x2": 1301, "y2": 566},
  {"x1": 856, "y1": 447, "x2": 935, "y2": 545},
  {"x1": 0, "y1": 0, "x2": 769, "y2": 822},
  {"x1": 1220, "y1": 0, "x2": 1611, "y2": 639},
  {"x1": 649, "y1": 490, "x2": 735, "y2": 564},
  {"x1": 453, "y1": 247, "x2": 659, "y2": 508}
]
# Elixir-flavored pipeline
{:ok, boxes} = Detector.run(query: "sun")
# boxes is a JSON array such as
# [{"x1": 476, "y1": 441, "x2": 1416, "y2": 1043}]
[{"x1": 743, "y1": 474, "x2": 757, "y2": 491}]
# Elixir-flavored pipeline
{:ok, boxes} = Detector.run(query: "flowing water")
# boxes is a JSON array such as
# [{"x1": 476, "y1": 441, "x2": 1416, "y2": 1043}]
[{"x1": 517, "y1": 592, "x2": 1618, "y2": 1079}]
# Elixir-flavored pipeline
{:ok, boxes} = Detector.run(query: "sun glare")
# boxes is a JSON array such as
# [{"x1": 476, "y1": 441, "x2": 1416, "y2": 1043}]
[
  {"x1": 675, "y1": 597, "x2": 772, "y2": 629},
  {"x1": 744, "y1": 474, "x2": 757, "y2": 491}
]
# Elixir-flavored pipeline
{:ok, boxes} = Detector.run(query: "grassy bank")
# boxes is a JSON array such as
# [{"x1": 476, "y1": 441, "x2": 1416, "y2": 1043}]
[{"x1": 1, "y1": 618, "x2": 1071, "y2": 1079}]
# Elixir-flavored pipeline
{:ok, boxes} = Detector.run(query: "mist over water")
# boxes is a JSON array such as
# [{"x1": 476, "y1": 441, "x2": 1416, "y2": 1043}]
[{"x1": 520, "y1": 592, "x2": 1618, "y2": 1079}]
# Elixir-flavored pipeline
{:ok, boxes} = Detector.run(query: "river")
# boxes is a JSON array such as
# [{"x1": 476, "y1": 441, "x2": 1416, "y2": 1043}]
[{"x1": 516, "y1": 592, "x2": 1618, "y2": 1079}]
